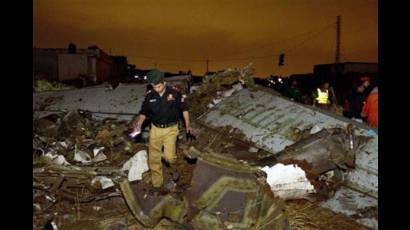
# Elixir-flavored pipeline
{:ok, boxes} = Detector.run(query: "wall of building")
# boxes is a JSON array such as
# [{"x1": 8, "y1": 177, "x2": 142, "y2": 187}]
[
  {"x1": 112, "y1": 56, "x2": 129, "y2": 80},
  {"x1": 33, "y1": 50, "x2": 59, "y2": 81},
  {"x1": 57, "y1": 54, "x2": 88, "y2": 81},
  {"x1": 344, "y1": 63, "x2": 378, "y2": 74},
  {"x1": 87, "y1": 56, "x2": 98, "y2": 83},
  {"x1": 34, "y1": 47, "x2": 119, "y2": 84},
  {"x1": 96, "y1": 51, "x2": 115, "y2": 83}
]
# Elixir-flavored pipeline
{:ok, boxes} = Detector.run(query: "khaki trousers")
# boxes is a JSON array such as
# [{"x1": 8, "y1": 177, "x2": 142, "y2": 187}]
[{"x1": 149, "y1": 124, "x2": 179, "y2": 187}]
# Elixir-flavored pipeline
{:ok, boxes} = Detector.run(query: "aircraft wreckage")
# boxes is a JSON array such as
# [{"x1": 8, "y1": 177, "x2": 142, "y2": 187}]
[{"x1": 33, "y1": 64, "x2": 378, "y2": 229}]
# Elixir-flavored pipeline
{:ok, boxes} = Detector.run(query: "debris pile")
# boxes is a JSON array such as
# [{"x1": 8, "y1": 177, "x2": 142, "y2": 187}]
[
  {"x1": 33, "y1": 108, "x2": 290, "y2": 229},
  {"x1": 33, "y1": 110, "x2": 143, "y2": 169},
  {"x1": 186, "y1": 63, "x2": 256, "y2": 118},
  {"x1": 33, "y1": 110, "x2": 149, "y2": 229},
  {"x1": 34, "y1": 79, "x2": 74, "y2": 92},
  {"x1": 33, "y1": 64, "x2": 376, "y2": 229}
]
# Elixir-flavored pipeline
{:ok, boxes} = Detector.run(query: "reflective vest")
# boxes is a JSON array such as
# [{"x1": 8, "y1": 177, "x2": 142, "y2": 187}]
[{"x1": 316, "y1": 88, "x2": 329, "y2": 104}]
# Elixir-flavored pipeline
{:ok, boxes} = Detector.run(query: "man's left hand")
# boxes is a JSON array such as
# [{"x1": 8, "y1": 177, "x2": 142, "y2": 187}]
[
  {"x1": 186, "y1": 126, "x2": 197, "y2": 141},
  {"x1": 186, "y1": 125, "x2": 193, "y2": 134}
]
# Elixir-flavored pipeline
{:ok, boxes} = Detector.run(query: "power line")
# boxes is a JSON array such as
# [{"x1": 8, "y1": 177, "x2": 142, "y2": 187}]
[
  {"x1": 213, "y1": 23, "x2": 334, "y2": 62},
  {"x1": 134, "y1": 56, "x2": 205, "y2": 62},
  {"x1": 285, "y1": 24, "x2": 334, "y2": 53},
  {"x1": 132, "y1": 22, "x2": 334, "y2": 64},
  {"x1": 221, "y1": 22, "x2": 335, "y2": 58},
  {"x1": 211, "y1": 54, "x2": 272, "y2": 62}
]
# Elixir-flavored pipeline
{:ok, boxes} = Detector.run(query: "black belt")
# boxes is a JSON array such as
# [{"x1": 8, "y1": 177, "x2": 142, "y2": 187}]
[{"x1": 153, "y1": 122, "x2": 178, "y2": 128}]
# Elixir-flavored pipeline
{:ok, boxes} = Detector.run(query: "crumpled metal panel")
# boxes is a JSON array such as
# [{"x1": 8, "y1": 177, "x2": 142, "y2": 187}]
[
  {"x1": 186, "y1": 153, "x2": 287, "y2": 230},
  {"x1": 345, "y1": 136, "x2": 378, "y2": 197},
  {"x1": 201, "y1": 87, "x2": 377, "y2": 181},
  {"x1": 118, "y1": 153, "x2": 288, "y2": 229},
  {"x1": 274, "y1": 128, "x2": 358, "y2": 173},
  {"x1": 202, "y1": 87, "x2": 369, "y2": 152},
  {"x1": 33, "y1": 83, "x2": 147, "y2": 119},
  {"x1": 321, "y1": 187, "x2": 378, "y2": 229},
  {"x1": 118, "y1": 178, "x2": 187, "y2": 228},
  {"x1": 201, "y1": 86, "x2": 378, "y2": 228}
]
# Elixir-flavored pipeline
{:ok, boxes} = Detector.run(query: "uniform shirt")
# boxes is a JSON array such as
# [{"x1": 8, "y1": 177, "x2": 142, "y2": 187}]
[{"x1": 139, "y1": 86, "x2": 188, "y2": 125}]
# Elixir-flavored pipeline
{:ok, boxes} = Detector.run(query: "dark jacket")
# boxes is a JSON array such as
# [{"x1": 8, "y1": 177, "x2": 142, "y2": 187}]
[
  {"x1": 139, "y1": 86, "x2": 188, "y2": 125},
  {"x1": 350, "y1": 91, "x2": 366, "y2": 118}
]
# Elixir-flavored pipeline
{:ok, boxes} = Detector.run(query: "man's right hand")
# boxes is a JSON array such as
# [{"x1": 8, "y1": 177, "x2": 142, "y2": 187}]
[
  {"x1": 132, "y1": 121, "x2": 141, "y2": 132},
  {"x1": 131, "y1": 114, "x2": 146, "y2": 132}
]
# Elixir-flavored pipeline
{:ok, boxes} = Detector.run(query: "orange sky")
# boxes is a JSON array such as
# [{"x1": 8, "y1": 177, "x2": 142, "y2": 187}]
[{"x1": 33, "y1": 0, "x2": 377, "y2": 77}]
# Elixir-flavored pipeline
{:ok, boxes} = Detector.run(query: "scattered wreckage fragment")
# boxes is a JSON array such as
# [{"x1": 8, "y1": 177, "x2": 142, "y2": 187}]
[
  {"x1": 118, "y1": 153, "x2": 289, "y2": 229},
  {"x1": 33, "y1": 153, "x2": 290, "y2": 229},
  {"x1": 187, "y1": 120, "x2": 370, "y2": 201},
  {"x1": 252, "y1": 126, "x2": 362, "y2": 173},
  {"x1": 250, "y1": 125, "x2": 369, "y2": 200},
  {"x1": 33, "y1": 165, "x2": 125, "y2": 203}
]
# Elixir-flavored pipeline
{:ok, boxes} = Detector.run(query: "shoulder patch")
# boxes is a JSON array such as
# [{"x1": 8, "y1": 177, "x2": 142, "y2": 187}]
[
  {"x1": 172, "y1": 86, "x2": 181, "y2": 92},
  {"x1": 167, "y1": 94, "x2": 175, "y2": 101},
  {"x1": 146, "y1": 90, "x2": 152, "y2": 95}
]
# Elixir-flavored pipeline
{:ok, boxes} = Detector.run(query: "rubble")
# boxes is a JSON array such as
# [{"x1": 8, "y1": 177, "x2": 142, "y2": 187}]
[
  {"x1": 33, "y1": 109, "x2": 289, "y2": 228},
  {"x1": 33, "y1": 110, "x2": 143, "y2": 168},
  {"x1": 184, "y1": 66, "x2": 377, "y2": 228},
  {"x1": 185, "y1": 120, "x2": 362, "y2": 202}
]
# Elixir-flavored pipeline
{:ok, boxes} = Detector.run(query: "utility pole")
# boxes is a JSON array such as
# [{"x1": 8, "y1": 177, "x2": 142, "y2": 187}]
[
  {"x1": 335, "y1": 15, "x2": 341, "y2": 63},
  {"x1": 334, "y1": 15, "x2": 342, "y2": 106}
]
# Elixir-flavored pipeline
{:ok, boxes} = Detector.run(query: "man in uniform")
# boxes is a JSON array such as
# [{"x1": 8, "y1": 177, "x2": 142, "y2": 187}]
[{"x1": 132, "y1": 69, "x2": 192, "y2": 191}]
